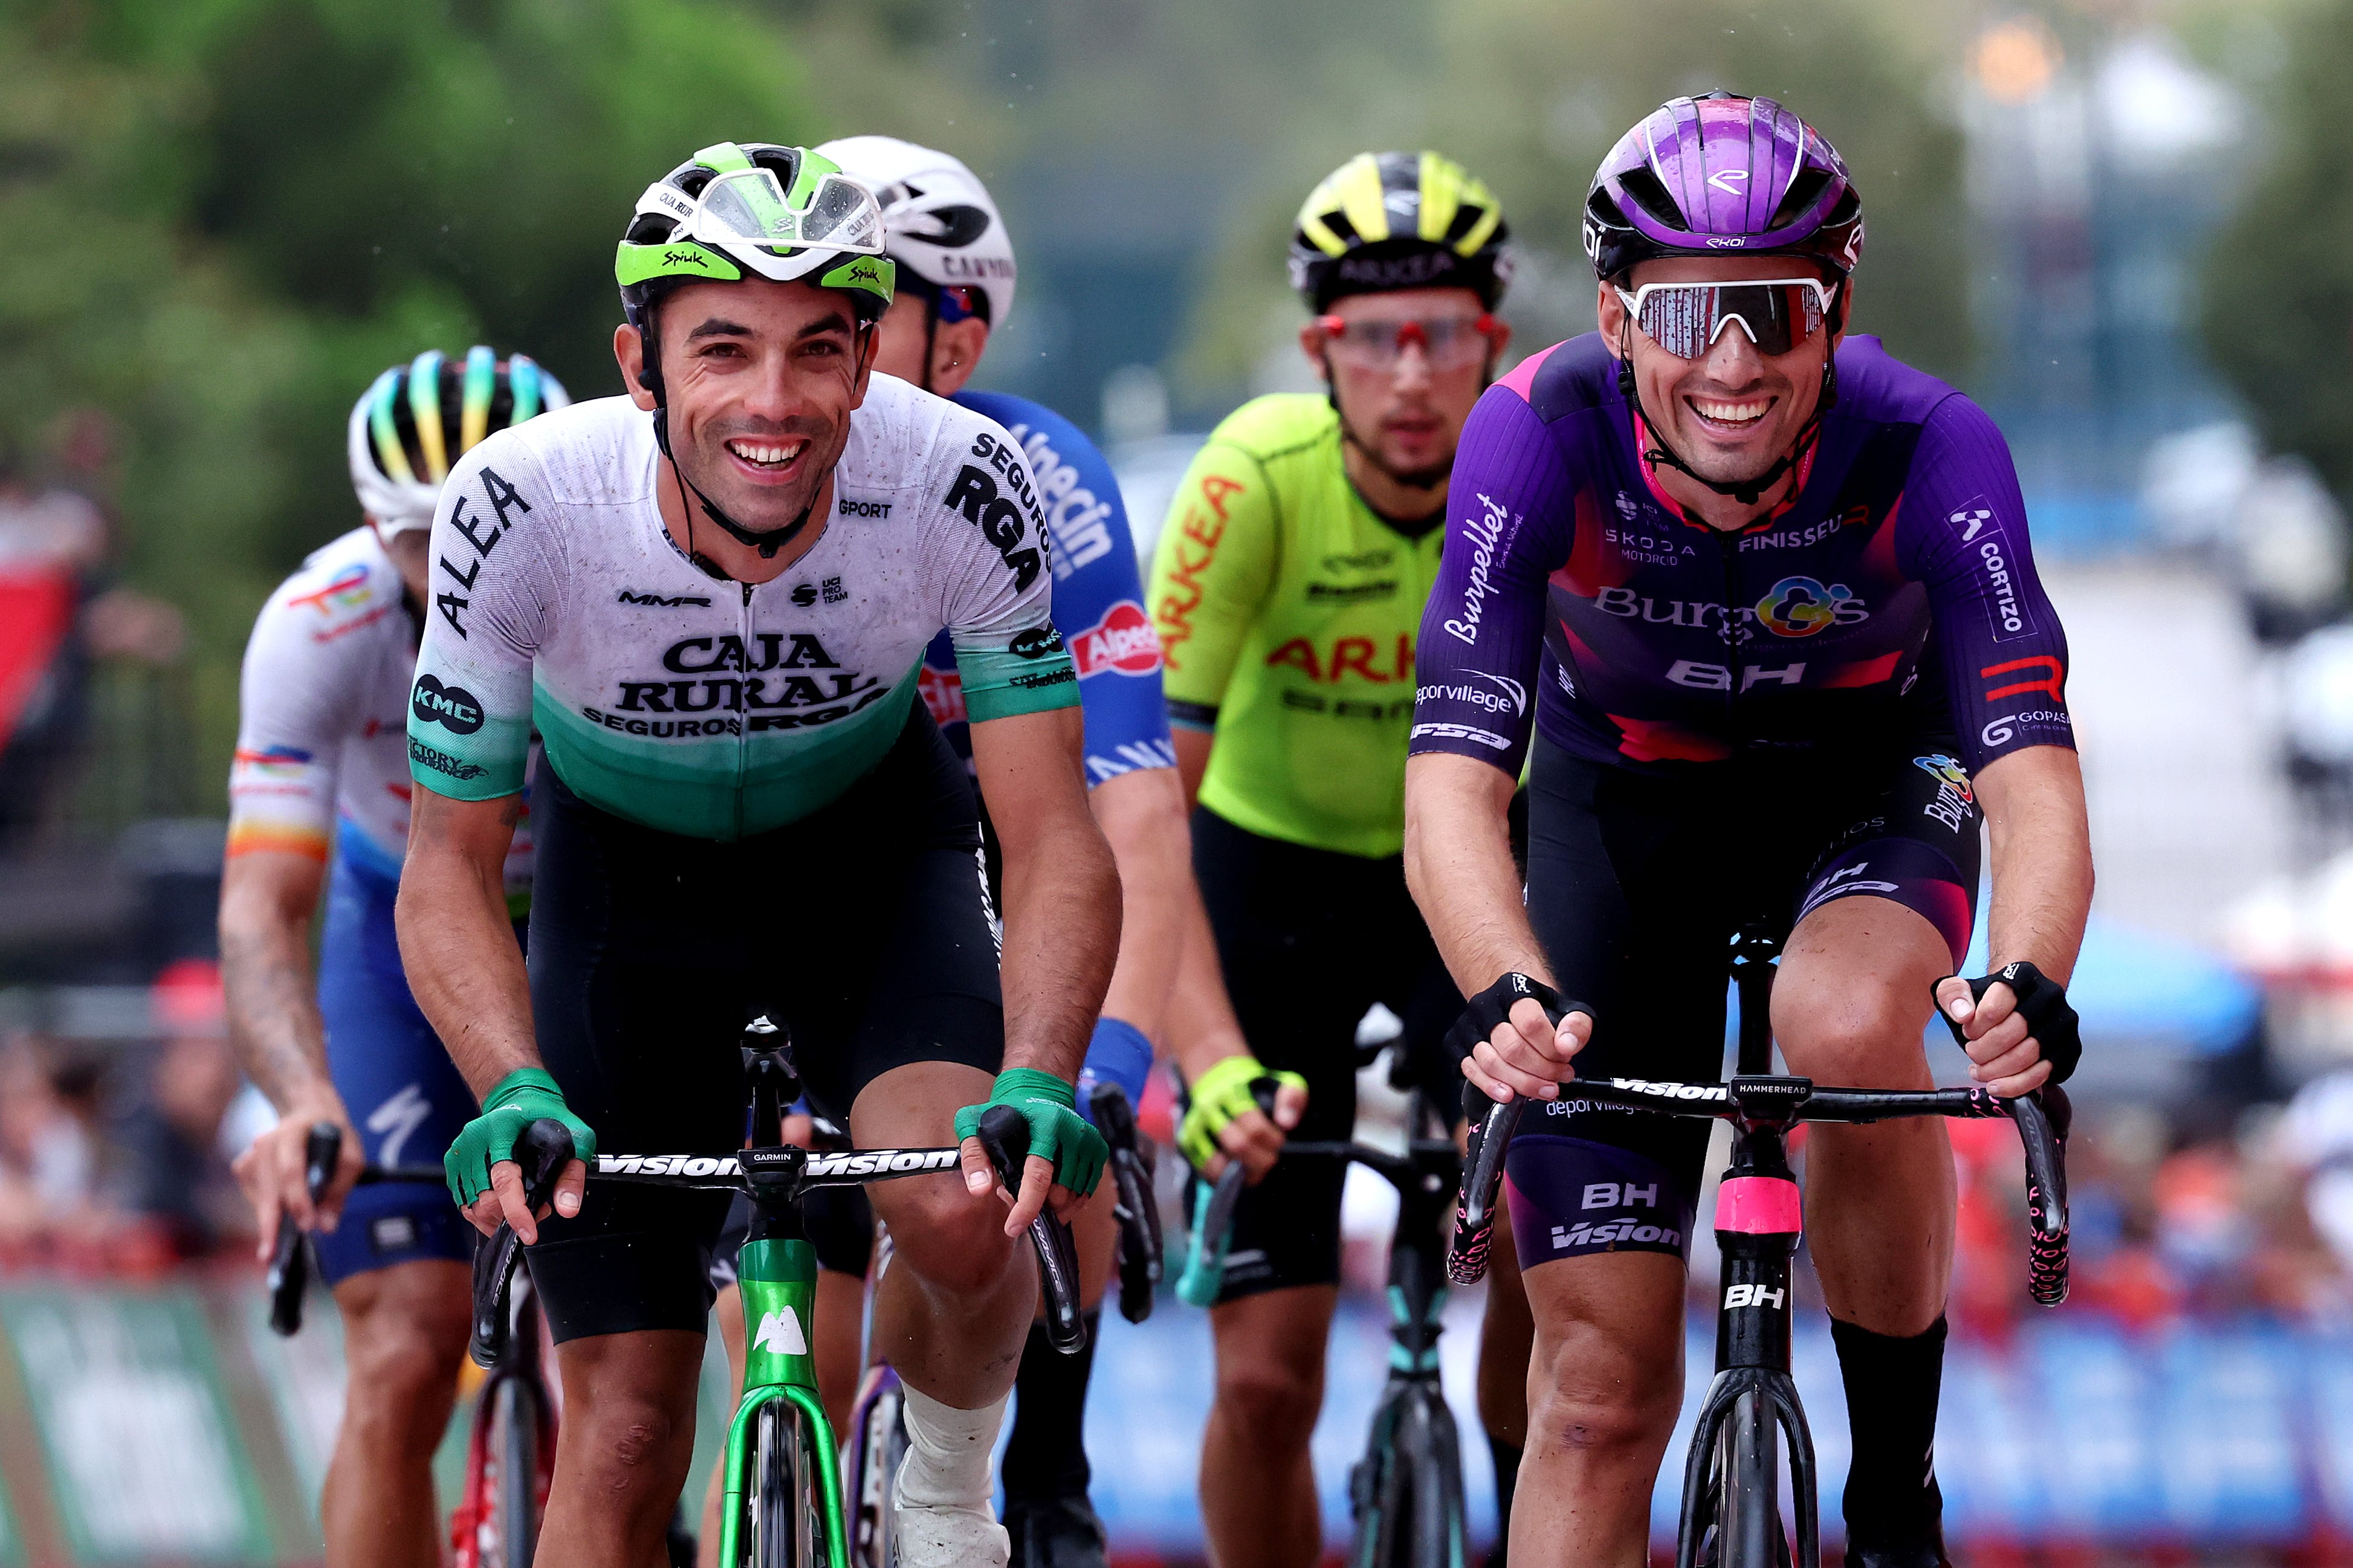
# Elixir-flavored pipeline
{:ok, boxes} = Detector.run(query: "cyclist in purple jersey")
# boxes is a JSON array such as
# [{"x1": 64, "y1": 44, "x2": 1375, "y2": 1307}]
[{"x1": 1405, "y1": 94, "x2": 2092, "y2": 1568}]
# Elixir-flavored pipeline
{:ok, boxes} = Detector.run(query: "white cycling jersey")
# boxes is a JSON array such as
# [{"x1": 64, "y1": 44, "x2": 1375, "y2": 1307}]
[
  {"x1": 406, "y1": 377, "x2": 1078, "y2": 840},
  {"x1": 229, "y1": 526, "x2": 535, "y2": 894}
]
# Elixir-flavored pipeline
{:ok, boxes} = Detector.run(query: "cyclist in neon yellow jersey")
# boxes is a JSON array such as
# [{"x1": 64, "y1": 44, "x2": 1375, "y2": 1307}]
[{"x1": 1147, "y1": 151, "x2": 1535, "y2": 1567}]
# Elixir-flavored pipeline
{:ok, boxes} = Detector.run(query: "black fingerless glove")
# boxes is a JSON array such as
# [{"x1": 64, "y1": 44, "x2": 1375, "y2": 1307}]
[
  {"x1": 1937, "y1": 960, "x2": 2082, "y2": 1085},
  {"x1": 1445, "y1": 972, "x2": 1581, "y2": 1069}
]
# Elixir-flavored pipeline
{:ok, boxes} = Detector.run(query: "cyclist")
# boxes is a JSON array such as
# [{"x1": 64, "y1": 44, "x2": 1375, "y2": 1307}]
[
  {"x1": 1146, "y1": 150, "x2": 1534, "y2": 1566},
  {"x1": 393, "y1": 143, "x2": 1119, "y2": 1568},
  {"x1": 1405, "y1": 94, "x2": 2092, "y2": 1568},
  {"x1": 221, "y1": 349, "x2": 564, "y2": 1568},
  {"x1": 693, "y1": 134, "x2": 1197, "y2": 1568}
]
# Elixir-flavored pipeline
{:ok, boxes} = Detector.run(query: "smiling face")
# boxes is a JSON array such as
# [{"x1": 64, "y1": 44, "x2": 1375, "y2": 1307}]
[
  {"x1": 1596, "y1": 254, "x2": 1846, "y2": 494},
  {"x1": 616, "y1": 277, "x2": 875, "y2": 535}
]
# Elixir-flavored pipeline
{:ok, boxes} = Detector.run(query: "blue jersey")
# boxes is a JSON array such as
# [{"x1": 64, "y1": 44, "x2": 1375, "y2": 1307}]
[{"x1": 922, "y1": 390, "x2": 1176, "y2": 785}]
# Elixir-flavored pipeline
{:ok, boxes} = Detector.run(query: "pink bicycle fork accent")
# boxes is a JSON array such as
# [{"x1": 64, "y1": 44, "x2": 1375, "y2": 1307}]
[{"x1": 1717, "y1": 1175, "x2": 1803, "y2": 1235}]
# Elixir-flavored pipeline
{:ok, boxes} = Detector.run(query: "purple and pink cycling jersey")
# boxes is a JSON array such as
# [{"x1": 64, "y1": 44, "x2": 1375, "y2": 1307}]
[{"x1": 1410, "y1": 332, "x2": 2073, "y2": 782}]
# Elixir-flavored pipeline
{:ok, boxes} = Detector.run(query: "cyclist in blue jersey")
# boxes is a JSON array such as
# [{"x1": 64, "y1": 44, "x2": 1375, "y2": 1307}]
[
  {"x1": 221, "y1": 350, "x2": 563, "y2": 1568},
  {"x1": 692, "y1": 135, "x2": 1201, "y2": 1568},
  {"x1": 1404, "y1": 95, "x2": 2092, "y2": 1568}
]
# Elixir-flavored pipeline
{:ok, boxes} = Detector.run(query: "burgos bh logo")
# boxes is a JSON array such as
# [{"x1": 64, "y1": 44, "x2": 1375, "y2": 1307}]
[
  {"x1": 1912, "y1": 753, "x2": 1974, "y2": 803},
  {"x1": 1754, "y1": 576, "x2": 1851, "y2": 638}
]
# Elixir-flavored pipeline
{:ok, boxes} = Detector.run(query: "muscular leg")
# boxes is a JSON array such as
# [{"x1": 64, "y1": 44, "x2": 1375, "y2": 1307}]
[
  {"x1": 1772, "y1": 892, "x2": 1957, "y2": 1557},
  {"x1": 1771, "y1": 894, "x2": 1955, "y2": 1335},
  {"x1": 1510, "y1": 1251, "x2": 1685, "y2": 1568},
  {"x1": 1200, "y1": 1284, "x2": 1336, "y2": 1568},
  {"x1": 1477, "y1": 1208, "x2": 1532, "y2": 1555},
  {"x1": 322, "y1": 1259, "x2": 471, "y2": 1568},
  {"x1": 854, "y1": 1060, "x2": 1030, "y2": 1403},
  {"x1": 539, "y1": 1329, "x2": 708, "y2": 1568}
]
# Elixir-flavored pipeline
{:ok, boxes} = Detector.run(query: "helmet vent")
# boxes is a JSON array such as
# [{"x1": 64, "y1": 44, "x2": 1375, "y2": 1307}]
[
  {"x1": 1443, "y1": 204, "x2": 1487, "y2": 246},
  {"x1": 1770, "y1": 170, "x2": 1832, "y2": 230},
  {"x1": 1613, "y1": 166, "x2": 1685, "y2": 231}
]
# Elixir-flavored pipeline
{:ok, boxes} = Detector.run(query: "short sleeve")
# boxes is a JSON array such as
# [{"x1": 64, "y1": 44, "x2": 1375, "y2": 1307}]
[
  {"x1": 1894, "y1": 395, "x2": 2076, "y2": 773},
  {"x1": 932, "y1": 420, "x2": 1080, "y2": 724},
  {"x1": 1410, "y1": 386, "x2": 1573, "y2": 777},
  {"x1": 1147, "y1": 439, "x2": 1277, "y2": 727},
  {"x1": 406, "y1": 437, "x2": 555, "y2": 799},
  {"x1": 227, "y1": 569, "x2": 367, "y2": 860}
]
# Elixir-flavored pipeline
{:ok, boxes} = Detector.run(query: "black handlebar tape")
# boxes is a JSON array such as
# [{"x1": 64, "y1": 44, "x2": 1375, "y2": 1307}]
[
  {"x1": 1090, "y1": 1080, "x2": 1138, "y2": 1149},
  {"x1": 976, "y1": 1105, "x2": 1089, "y2": 1356},
  {"x1": 2007, "y1": 1089, "x2": 2072, "y2": 1306},
  {"x1": 1093, "y1": 1083, "x2": 1163, "y2": 1324},
  {"x1": 267, "y1": 1121, "x2": 343, "y2": 1337},
  {"x1": 469, "y1": 1117, "x2": 580, "y2": 1369},
  {"x1": 1449, "y1": 1091, "x2": 1525, "y2": 1286}
]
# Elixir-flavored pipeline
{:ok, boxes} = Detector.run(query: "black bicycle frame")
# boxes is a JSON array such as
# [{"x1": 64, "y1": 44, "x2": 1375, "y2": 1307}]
[{"x1": 1674, "y1": 928, "x2": 1819, "y2": 1568}]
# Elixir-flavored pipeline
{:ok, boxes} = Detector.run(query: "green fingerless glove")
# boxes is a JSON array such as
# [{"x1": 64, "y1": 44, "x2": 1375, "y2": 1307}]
[
  {"x1": 953, "y1": 1068, "x2": 1108, "y2": 1199},
  {"x1": 1179, "y1": 1054, "x2": 1307, "y2": 1172},
  {"x1": 444, "y1": 1068, "x2": 597, "y2": 1210}
]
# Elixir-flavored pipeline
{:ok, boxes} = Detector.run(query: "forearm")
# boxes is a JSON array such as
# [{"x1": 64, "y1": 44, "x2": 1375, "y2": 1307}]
[
  {"x1": 395, "y1": 804, "x2": 537, "y2": 1097},
  {"x1": 1091, "y1": 767, "x2": 1193, "y2": 1039},
  {"x1": 1978, "y1": 746, "x2": 2094, "y2": 985},
  {"x1": 999, "y1": 812, "x2": 1122, "y2": 1083},
  {"x1": 219, "y1": 881, "x2": 336, "y2": 1113},
  {"x1": 1403, "y1": 753, "x2": 1550, "y2": 996},
  {"x1": 1165, "y1": 880, "x2": 1251, "y2": 1083}
]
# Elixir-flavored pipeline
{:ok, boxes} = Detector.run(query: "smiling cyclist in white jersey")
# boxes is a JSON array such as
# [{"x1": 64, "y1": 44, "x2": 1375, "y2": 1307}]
[
  {"x1": 222, "y1": 348, "x2": 563, "y2": 1568},
  {"x1": 392, "y1": 142, "x2": 1121, "y2": 1568}
]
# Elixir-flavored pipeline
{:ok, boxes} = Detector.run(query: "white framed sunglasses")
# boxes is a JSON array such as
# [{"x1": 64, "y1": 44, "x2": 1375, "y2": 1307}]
[{"x1": 1614, "y1": 277, "x2": 1839, "y2": 360}]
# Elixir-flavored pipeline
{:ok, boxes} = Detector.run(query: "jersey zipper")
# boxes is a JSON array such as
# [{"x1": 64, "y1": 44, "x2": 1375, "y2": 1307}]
[
  {"x1": 1715, "y1": 529, "x2": 1741, "y2": 741},
  {"x1": 736, "y1": 578, "x2": 753, "y2": 840}
]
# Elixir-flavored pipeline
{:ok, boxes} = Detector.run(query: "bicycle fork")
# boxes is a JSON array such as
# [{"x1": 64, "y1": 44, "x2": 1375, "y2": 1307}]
[
  {"x1": 1675, "y1": 1120, "x2": 1819, "y2": 1568},
  {"x1": 718, "y1": 1235, "x2": 850, "y2": 1566}
]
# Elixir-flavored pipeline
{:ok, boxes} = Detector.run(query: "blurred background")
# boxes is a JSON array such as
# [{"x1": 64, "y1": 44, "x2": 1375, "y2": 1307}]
[{"x1": 1, "y1": 0, "x2": 2351, "y2": 1558}]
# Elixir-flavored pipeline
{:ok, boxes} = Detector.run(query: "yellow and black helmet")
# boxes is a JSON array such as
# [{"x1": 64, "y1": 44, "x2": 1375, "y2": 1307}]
[{"x1": 1288, "y1": 151, "x2": 1513, "y2": 312}]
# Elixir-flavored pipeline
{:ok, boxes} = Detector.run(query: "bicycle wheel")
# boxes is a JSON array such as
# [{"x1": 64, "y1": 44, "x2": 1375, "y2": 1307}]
[
  {"x1": 748, "y1": 1397, "x2": 826, "y2": 1568},
  {"x1": 847, "y1": 1373, "x2": 909, "y2": 1568},
  {"x1": 1407, "y1": 1390, "x2": 1468, "y2": 1568},
  {"x1": 487, "y1": 1376, "x2": 546, "y2": 1568},
  {"x1": 1714, "y1": 1389, "x2": 1785, "y2": 1568}
]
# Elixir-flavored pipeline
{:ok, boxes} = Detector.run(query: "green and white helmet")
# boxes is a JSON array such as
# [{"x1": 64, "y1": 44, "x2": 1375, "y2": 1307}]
[{"x1": 615, "y1": 142, "x2": 896, "y2": 338}]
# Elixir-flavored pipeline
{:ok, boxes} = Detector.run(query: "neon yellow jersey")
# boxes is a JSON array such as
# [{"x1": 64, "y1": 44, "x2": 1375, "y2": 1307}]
[{"x1": 1147, "y1": 395, "x2": 1445, "y2": 859}]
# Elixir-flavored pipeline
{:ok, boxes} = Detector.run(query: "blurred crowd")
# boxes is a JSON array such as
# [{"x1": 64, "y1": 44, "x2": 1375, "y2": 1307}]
[{"x1": 0, "y1": 960, "x2": 260, "y2": 1272}]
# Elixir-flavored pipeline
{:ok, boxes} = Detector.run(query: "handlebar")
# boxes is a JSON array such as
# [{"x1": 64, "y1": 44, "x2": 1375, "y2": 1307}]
[
  {"x1": 974, "y1": 1106, "x2": 1089, "y2": 1355},
  {"x1": 468, "y1": 1118, "x2": 575, "y2": 1367},
  {"x1": 265, "y1": 1124, "x2": 453, "y2": 1337},
  {"x1": 265, "y1": 1122, "x2": 343, "y2": 1335},
  {"x1": 1090, "y1": 1082, "x2": 1163, "y2": 1325},
  {"x1": 1448, "y1": 1074, "x2": 2071, "y2": 1306},
  {"x1": 462, "y1": 1114, "x2": 1095, "y2": 1364}
]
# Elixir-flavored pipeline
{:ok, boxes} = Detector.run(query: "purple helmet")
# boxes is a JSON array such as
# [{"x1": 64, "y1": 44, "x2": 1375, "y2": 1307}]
[{"x1": 1582, "y1": 93, "x2": 1863, "y2": 283}]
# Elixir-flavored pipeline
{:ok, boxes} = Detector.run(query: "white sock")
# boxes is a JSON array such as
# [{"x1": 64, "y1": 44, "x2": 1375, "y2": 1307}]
[{"x1": 896, "y1": 1386, "x2": 1009, "y2": 1512}]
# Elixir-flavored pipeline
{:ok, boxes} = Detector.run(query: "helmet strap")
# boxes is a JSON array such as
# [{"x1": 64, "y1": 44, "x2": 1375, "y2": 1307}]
[
  {"x1": 1613, "y1": 332, "x2": 1837, "y2": 514},
  {"x1": 650, "y1": 405, "x2": 821, "y2": 567}
]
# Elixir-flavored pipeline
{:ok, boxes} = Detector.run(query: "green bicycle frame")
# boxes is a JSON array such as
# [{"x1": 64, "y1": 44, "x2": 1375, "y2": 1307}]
[{"x1": 715, "y1": 1235, "x2": 850, "y2": 1566}]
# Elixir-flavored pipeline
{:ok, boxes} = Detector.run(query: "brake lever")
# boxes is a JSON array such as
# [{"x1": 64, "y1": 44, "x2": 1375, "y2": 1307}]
[
  {"x1": 468, "y1": 1118, "x2": 577, "y2": 1368},
  {"x1": 267, "y1": 1121, "x2": 343, "y2": 1337},
  {"x1": 976, "y1": 1105, "x2": 1088, "y2": 1355}
]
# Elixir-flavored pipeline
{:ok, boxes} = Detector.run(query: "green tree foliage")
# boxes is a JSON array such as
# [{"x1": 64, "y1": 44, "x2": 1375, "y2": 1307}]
[
  {"x1": 2198, "y1": 0, "x2": 2353, "y2": 501},
  {"x1": 0, "y1": 0, "x2": 870, "y2": 798}
]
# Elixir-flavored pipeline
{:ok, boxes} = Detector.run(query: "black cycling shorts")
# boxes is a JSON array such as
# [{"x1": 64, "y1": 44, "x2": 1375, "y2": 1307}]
[
  {"x1": 1504, "y1": 735, "x2": 1981, "y2": 1273},
  {"x1": 1186, "y1": 807, "x2": 1461, "y2": 1303},
  {"x1": 522, "y1": 706, "x2": 1001, "y2": 1343}
]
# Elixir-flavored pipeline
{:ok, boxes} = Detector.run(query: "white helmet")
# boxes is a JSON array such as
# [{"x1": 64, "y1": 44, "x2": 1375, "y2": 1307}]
[
  {"x1": 815, "y1": 136, "x2": 1017, "y2": 328},
  {"x1": 348, "y1": 347, "x2": 570, "y2": 535}
]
